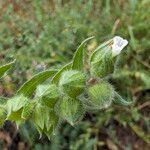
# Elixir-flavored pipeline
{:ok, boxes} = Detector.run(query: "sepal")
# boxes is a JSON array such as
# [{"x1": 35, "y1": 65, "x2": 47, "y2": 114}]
[
  {"x1": 113, "y1": 91, "x2": 132, "y2": 106},
  {"x1": 33, "y1": 104, "x2": 59, "y2": 138},
  {"x1": 59, "y1": 70, "x2": 86, "y2": 98},
  {"x1": 58, "y1": 96, "x2": 85, "y2": 125},
  {"x1": 90, "y1": 46, "x2": 115, "y2": 78},
  {"x1": 40, "y1": 84, "x2": 59, "y2": 108},
  {"x1": 6, "y1": 95, "x2": 28, "y2": 123}
]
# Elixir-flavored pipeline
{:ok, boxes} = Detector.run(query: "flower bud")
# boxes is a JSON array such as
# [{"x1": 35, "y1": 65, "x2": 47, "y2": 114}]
[
  {"x1": 88, "y1": 82, "x2": 114, "y2": 109},
  {"x1": 90, "y1": 46, "x2": 114, "y2": 77},
  {"x1": 112, "y1": 36, "x2": 128, "y2": 57},
  {"x1": 90, "y1": 36, "x2": 128, "y2": 78},
  {"x1": 59, "y1": 70, "x2": 86, "y2": 98}
]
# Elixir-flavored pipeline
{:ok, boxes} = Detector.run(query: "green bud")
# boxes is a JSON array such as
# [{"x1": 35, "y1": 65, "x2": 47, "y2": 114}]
[
  {"x1": 40, "y1": 84, "x2": 59, "y2": 108},
  {"x1": 59, "y1": 70, "x2": 86, "y2": 98},
  {"x1": 58, "y1": 96, "x2": 85, "y2": 125},
  {"x1": 90, "y1": 44, "x2": 115, "y2": 78},
  {"x1": 88, "y1": 82, "x2": 114, "y2": 109}
]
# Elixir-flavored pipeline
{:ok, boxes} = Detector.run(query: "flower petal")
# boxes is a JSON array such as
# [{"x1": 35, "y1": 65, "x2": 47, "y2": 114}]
[{"x1": 112, "y1": 36, "x2": 128, "y2": 56}]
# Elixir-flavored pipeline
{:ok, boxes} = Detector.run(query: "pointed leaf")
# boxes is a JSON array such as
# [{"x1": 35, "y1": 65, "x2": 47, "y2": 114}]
[
  {"x1": 6, "y1": 95, "x2": 28, "y2": 120},
  {"x1": 59, "y1": 70, "x2": 86, "y2": 98},
  {"x1": 51, "y1": 63, "x2": 72, "y2": 84},
  {"x1": 72, "y1": 36, "x2": 94, "y2": 71},
  {"x1": 34, "y1": 84, "x2": 49, "y2": 98},
  {"x1": 90, "y1": 47, "x2": 115, "y2": 78},
  {"x1": 39, "y1": 84, "x2": 59, "y2": 108},
  {"x1": 58, "y1": 96, "x2": 85, "y2": 125},
  {"x1": 21, "y1": 101, "x2": 36, "y2": 120},
  {"x1": 0, "y1": 60, "x2": 15, "y2": 78},
  {"x1": 33, "y1": 104, "x2": 45, "y2": 130},
  {"x1": 90, "y1": 39, "x2": 113, "y2": 62},
  {"x1": 33, "y1": 104, "x2": 58, "y2": 137},
  {"x1": 113, "y1": 91, "x2": 132, "y2": 106},
  {"x1": 17, "y1": 70, "x2": 57, "y2": 97}
]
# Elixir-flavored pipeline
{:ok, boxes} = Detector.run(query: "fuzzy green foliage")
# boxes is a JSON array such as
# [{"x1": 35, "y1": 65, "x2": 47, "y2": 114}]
[
  {"x1": 59, "y1": 70, "x2": 86, "y2": 98},
  {"x1": 33, "y1": 104, "x2": 58, "y2": 139},
  {"x1": 6, "y1": 95, "x2": 29, "y2": 125},
  {"x1": 21, "y1": 101, "x2": 36, "y2": 120},
  {"x1": 90, "y1": 46, "x2": 115, "y2": 77},
  {"x1": 58, "y1": 96, "x2": 85, "y2": 125},
  {"x1": 0, "y1": 60, "x2": 15, "y2": 78},
  {"x1": 37, "y1": 84, "x2": 59, "y2": 108}
]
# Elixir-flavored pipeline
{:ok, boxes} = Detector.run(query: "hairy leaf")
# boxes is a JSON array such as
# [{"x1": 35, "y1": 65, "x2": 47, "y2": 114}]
[
  {"x1": 90, "y1": 47, "x2": 114, "y2": 78},
  {"x1": 51, "y1": 63, "x2": 72, "y2": 84},
  {"x1": 6, "y1": 95, "x2": 28, "y2": 123},
  {"x1": 0, "y1": 60, "x2": 15, "y2": 78},
  {"x1": 113, "y1": 91, "x2": 132, "y2": 106},
  {"x1": 59, "y1": 70, "x2": 86, "y2": 98},
  {"x1": 33, "y1": 104, "x2": 58, "y2": 138},
  {"x1": 39, "y1": 84, "x2": 59, "y2": 108},
  {"x1": 17, "y1": 70, "x2": 57, "y2": 97},
  {"x1": 35, "y1": 84, "x2": 50, "y2": 98},
  {"x1": 72, "y1": 36, "x2": 94, "y2": 71},
  {"x1": 21, "y1": 101, "x2": 36, "y2": 120},
  {"x1": 90, "y1": 39, "x2": 113, "y2": 62},
  {"x1": 58, "y1": 96, "x2": 85, "y2": 125}
]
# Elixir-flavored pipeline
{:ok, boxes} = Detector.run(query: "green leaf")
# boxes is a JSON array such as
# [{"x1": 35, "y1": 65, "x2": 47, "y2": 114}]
[
  {"x1": 59, "y1": 70, "x2": 86, "y2": 98},
  {"x1": 34, "y1": 84, "x2": 49, "y2": 98},
  {"x1": 0, "y1": 60, "x2": 15, "y2": 78},
  {"x1": 21, "y1": 101, "x2": 36, "y2": 120},
  {"x1": 17, "y1": 69, "x2": 57, "y2": 97},
  {"x1": 90, "y1": 39, "x2": 113, "y2": 62},
  {"x1": 72, "y1": 36, "x2": 94, "y2": 71},
  {"x1": 39, "y1": 84, "x2": 59, "y2": 108},
  {"x1": 6, "y1": 95, "x2": 29, "y2": 121},
  {"x1": 33, "y1": 104, "x2": 58, "y2": 137},
  {"x1": 90, "y1": 47, "x2": 115, "y2": 78},
  {"x1": 33, "y1": 104, "x2": 45, "y2": 130},
  {"x1": 113, "y1": 91, "x2": 132, "y2": 106},
  {"x1": 51, "y1": 63, "x2": 72, "y2": 84},
  {"x1": 7, "y1": 109, "x2": 23, "y2": 123},
  {"x1": 58, "y1": 96, "x2": 85, "y2": 125}
]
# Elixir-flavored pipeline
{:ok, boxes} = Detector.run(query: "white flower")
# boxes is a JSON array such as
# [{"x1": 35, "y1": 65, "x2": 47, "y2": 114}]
[{"x1": 112, "y1": 36, "x2": 128, "y2": 56}]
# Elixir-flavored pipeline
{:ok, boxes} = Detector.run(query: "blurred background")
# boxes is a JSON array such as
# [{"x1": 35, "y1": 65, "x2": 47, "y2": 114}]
[{"x1": 0, "y1": 0, "x2": 149, "y2": 149}]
